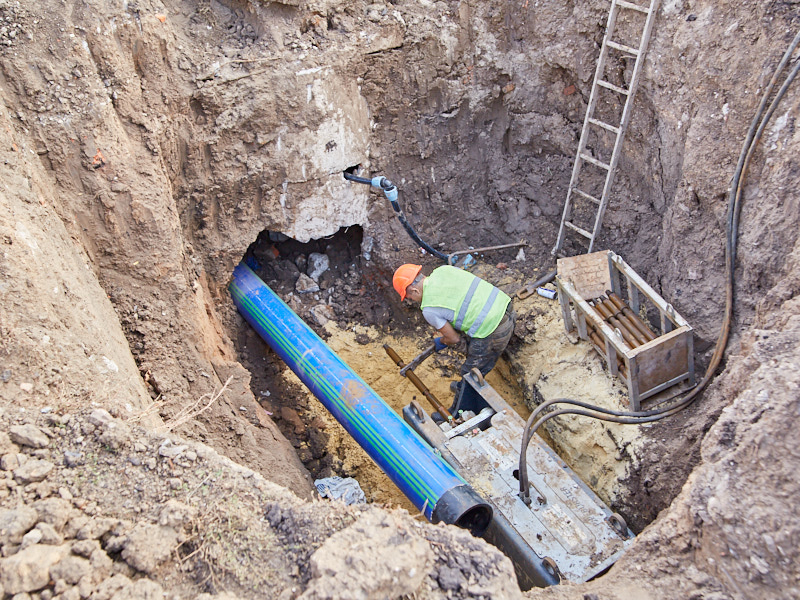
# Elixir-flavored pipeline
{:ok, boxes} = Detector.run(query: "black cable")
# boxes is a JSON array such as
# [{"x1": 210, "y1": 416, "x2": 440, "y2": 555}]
[
  {"x1": 390, "y1": 204, "x2": 450, "y2": 261},
  {"x1": 518, "y1": 31, "x2": 800, "y2": 502},
  {"x1": 342, "y1": 171, "x2": 450, "y2": 261},
  {"x1": 729, "y1": 30, "x2": 800, "y2": 268},
  {"x1": 343, "y1": 172, "x2": 373, "y2": 185}
]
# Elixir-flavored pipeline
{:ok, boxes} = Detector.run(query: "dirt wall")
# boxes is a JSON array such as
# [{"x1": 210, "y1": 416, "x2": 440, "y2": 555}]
[{"x1": 0, "y1": 0, "x2": 314, "y2": 498}]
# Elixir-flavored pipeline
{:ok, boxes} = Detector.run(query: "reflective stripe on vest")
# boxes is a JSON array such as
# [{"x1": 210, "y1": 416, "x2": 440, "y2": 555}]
[{"x1": 420, "y1": 266, "x2": 510, "y2": 339}]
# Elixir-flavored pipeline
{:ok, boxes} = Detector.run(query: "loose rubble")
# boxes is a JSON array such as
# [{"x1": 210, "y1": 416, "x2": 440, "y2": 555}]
[{"x1": 0, "y1": 407, "x2": 522, "y2": 599}]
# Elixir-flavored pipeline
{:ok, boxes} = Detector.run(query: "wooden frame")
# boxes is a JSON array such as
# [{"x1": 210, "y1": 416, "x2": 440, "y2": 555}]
[{"x1": 556, "y1": 251, "x2": 695, "y2": 410}]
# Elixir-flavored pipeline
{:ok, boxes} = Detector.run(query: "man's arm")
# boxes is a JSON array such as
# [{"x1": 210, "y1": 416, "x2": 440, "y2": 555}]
[{"x1": 437, "y1": 322, "x2": 461, "y2": 345}]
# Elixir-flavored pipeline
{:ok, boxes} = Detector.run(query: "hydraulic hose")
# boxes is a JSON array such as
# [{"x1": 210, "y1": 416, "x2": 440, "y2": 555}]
[
  {"x1": 343, "y1": 172, "x2": 372, "y2": 185},
  {"x1": 391, "y1": 203, "x2": 450, "y2": 261},
  {"x1": 518, "y1": 30, "x2": 800, "y2": 503},
  {"x1": 343, "y1": 171, "x2": 449, "y2": 261}
]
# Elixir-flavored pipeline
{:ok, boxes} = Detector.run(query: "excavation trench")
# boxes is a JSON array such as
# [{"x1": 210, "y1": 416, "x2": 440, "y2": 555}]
[
  {"x1": 229, "y1": 225, "x2": 651, "y2": 531},
  {"x1": 1, "y1": 0, "x2": 796, "y2": 596}
]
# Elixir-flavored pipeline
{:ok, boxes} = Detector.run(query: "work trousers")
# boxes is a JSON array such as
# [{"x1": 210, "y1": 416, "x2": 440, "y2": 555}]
[{"x1": 460, "y1": 304, "x2": 516, "y2": 377}]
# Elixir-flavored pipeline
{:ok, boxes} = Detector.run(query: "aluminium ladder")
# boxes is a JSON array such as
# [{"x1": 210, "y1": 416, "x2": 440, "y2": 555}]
[{"x1": 553, "y1": 0, "x2": 660, "y2": 258}]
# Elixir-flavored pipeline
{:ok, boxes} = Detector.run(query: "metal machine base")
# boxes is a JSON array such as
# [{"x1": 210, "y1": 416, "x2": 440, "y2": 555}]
[{"x1": 402, "y1": 370, "x2": 635, "y2": 590}]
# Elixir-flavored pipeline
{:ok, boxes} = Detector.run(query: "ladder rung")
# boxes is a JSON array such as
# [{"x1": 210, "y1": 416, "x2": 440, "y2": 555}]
[
  {"x1": 597, "y1": 80, "x2": 630, "y2": 95},
  {"x1": 606, "y1": 40, "x2": 640, "y2": 56},
  {"x1": 572, "y1": 188, "x2": 601, "y2": 205},
  {"x1": 588, "y1": 118, "x2": 621, "y2": 134},
  {"x1": 616, "y1": 0, "x2": 650, "y2": 13},
  {"x1": 565, "y1": 221, "x2": 593, "y2": 239},
  {"x1": 579, "y1": 153, "x2": 611, "y2": 170}
]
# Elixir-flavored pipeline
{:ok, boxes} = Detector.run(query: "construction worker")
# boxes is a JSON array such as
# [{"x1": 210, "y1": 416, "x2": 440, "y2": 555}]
[{"x1": 392, "y1": 264, "x2": 516, "y2": 389}]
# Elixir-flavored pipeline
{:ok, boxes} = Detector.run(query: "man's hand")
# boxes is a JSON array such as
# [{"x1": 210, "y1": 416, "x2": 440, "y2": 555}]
[{"x1": 433, "y1": 337, "x2": 448, "y2": 352}]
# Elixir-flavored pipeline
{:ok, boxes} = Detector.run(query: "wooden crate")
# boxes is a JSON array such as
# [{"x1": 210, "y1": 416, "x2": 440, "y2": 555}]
[{"x1": 555, "y1": 251, "x2": 695, "y2": 410}]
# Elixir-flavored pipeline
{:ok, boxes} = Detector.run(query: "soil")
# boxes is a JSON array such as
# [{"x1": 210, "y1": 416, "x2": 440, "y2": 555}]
[
  {"x1": 0, "y1": 408, "x2": 522, "y2": 599},
  {"x1": 0, "y1": 0, "x2": 799, "y2": 598}
]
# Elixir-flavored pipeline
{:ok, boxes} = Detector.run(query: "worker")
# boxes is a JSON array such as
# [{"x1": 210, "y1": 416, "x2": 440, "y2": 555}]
[{"x1": 392, "y1": 264, "x2": 516, "y2": 394}]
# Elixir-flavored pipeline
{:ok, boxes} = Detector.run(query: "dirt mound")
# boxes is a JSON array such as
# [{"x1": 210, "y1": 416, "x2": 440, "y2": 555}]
[{"x1": 0, "y1": 407, "x2": 522, "y2": 599}]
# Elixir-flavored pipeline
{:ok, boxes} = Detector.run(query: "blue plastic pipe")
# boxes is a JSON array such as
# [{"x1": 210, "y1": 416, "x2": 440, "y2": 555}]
[{"x1": 229, "y1": 262, "x2": 490, "y2": 532}]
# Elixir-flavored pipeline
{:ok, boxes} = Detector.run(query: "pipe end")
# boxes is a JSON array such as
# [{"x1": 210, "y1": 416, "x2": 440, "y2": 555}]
[{"x1": 432, "y1": 485, "x2": 493, "y2": 537}]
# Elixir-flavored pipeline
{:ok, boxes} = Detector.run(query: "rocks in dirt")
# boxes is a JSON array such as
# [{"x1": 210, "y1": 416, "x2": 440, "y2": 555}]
[
  {"x1": 361, "y1": 236, "x2": 374, "y2": 261},
  {"x1": 307, "y1": 427, "x2": 330, "y2": 461},
  {"x1": 9, "y1": 424, "x2": 49, "y2": 449},
  {"x1": 88, "y1": 409, "x2": 131, "y2": 450},
  {"x1": 0, "y1": 410, "x2": 190, "y2": 597},
  {"x1": 63, "y1": 450, "x2": 82, "y2": 467},
  {"x1": 0, "y1": 542, "x2": 70, "y2": 594},
  {"x1": 366, "y1": 4, "x2": 389, "y2": 22},
  {"x1": 158, "y1": 438, "x2": 188, "y2": 458},
  {"x1": 280, "y1": 407, "x2": 305, "y2": 435},
  {"x1": 253, "y1": 244, "x2": 278, "y2": 264},
  {"x1": 0, "y1": 432, "x2": 17, "y2": 455},
  {"x1": 310, "y1": 304, "x2": 336, "y2": 326},
  {"x1": 107, "y1": 578, "x2": 165, "y2": 600},
  {"x1": 20, "y1": 526, "x2": 42, "y2": 548},
  {"x1": 0, "y1": 402, "x2": 529, "y2": 600},
  {"x1": 307, "y1": 252, "x2": 330, "y2": 281},
  {"x1": 437, "y1": 565, "x2": 466, "y2": 591},
  {"x1": 0, "y1": 12, "x2": 23, "y2": 48},
  {"x1": 34, "y1": 498, "x2": 75, "y2": 531},
  {"x1": 302, "y1": 511, "x2": 433, "y2": 599},
  {"x1": 286, "y1": 292, "x2": 304, "y2": 314},
  {"x1": 87, "y1": 409, "x2": 113, "y2": 428},
  {"x1": 14, "y1": 459, "x2": 54, "y2": 484},
  {"x1": 93, "y1": 574, "x2": 134, "y2": 600},
  {"x1": 86, "y1": 409, "x2": 132, "y2": 451},
  {"x1": 296, "y1": 273, "x2": 321, "y2": 294},
  {"x1": 36, "y1": 522, "x2": 63, "y2": 545},
  {"x1": 76, "y1": 516, "x2": 119, "y2": 541},
  {"x1": 50, "y1": 553, "x2": 92, "y2": 584},
  {"x1": 269, "y1": 259, "x2": 301, "y2": 283},
  {"x1": 97, "y1": 421, "x2": 132, "y2": 452},
  {"x1": 0, "y1": 452, "x2": 24, "y2": 471},
  {"x1": 158, "y1": 499, "x2": 197, "y2": 529},
  {"x1": 120, "y1": 524, "x2": 179, "y2": 575},
  {"x1": 0, "y1": 507, "x2": 38, "y2": 545},
  {"x1": 318, "y1": 270, "x2": 336, "y2": 290},
  {"x1": 92, "y1": 574, "x2": 164, "y2": 600}
]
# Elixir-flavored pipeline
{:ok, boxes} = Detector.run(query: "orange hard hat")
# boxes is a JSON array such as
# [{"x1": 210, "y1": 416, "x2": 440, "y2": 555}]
[{"x1": 393, "y1": 264, "x2": 422, "y2": 301}]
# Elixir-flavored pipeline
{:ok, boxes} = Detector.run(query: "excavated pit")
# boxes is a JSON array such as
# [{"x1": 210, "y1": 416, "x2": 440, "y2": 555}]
[
  {"x1": 2, "y1": 0, "x2": 799, "y2": 597},
  {"x1": 230, "y1": 225, "x2": 652, "y2": 528}
]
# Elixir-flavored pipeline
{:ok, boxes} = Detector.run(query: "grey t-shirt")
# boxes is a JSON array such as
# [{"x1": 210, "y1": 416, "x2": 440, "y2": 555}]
[{"x1": 422, "y1": 306, "x2": 455, "y2": 331}]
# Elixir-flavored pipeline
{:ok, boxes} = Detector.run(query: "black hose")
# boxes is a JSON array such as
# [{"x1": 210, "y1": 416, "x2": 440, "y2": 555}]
[
  {"x1": 390, "y1": 204, "x2": 449, "y2": 261},
  {"x1": 343, "y1": 172, "x2": 373, "y2": 185},
  {"x1": 731, "y1": 54, "x2": 800, "y2": 261},
  {"x1": 343, "y1": 171, "x2": 450, "y2": 261},
  {"x1": 518, "y1": 31, "x2": 800, "y2": 502},
  {"x1": 729, "y1": 29, "x2": 800, "y2": 268}
]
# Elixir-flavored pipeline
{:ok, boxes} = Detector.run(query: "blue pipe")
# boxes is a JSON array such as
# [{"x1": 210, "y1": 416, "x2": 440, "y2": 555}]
[{"x1": 229, "y1": 262, "x2": 491, "y2": 533}]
